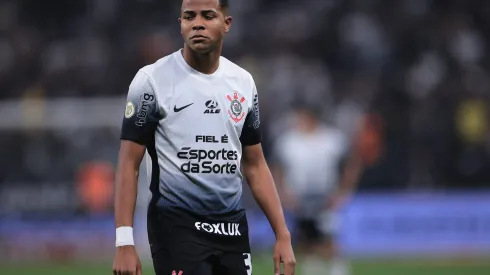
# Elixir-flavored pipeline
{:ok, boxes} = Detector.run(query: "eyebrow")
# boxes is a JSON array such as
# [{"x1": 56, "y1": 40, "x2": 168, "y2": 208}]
[{"x1": 182, "y1": 9, "x2": 218, "y2": 14}]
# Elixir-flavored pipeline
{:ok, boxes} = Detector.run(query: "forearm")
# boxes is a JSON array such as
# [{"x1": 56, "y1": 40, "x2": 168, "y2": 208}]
[
  {"x1": 339, "y1": 154, "x2": 363, "y2": 194},
  {"x1": 247, "y1": 162, "x2": 290, "y2": 239},
  {"x1": 114, "y1": 167, "x2": 139, "y2": 228}
]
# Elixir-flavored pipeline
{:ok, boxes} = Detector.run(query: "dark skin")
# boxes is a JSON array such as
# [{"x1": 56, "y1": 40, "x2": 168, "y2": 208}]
[
  {"x1": 113, "y1": 0, "x2": 295, "y2": 274},
  {"x1": 242, "y1": 144, "x2": 296, "y2": 275},
  {"x1": 112, "y1": 141, "x2": 144, "y2": 275},
  {"x1": 179, "y1": 0, "x2": 232, "y2": 74}
]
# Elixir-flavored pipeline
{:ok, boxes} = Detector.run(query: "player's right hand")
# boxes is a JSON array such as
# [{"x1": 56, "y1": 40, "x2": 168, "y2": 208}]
[{"x1": 113, "y1": 245, "x2": 142, "y2": 275}]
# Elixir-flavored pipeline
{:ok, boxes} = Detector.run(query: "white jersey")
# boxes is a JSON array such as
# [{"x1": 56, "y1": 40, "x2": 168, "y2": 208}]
[
  {"x1": 120, "y1": 50, "x2": 261, "y2": 215},
  {"x1": 275, "y1": 126, "x2": 348, "y2": 195}
]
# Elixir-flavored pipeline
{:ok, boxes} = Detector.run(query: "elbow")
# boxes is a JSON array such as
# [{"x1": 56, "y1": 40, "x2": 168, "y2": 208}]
[
  {"x1": 116, "y1": 161, "x2": 140, "y2": 182},
  {"x1": 242, "y1": 163, "x2": 258, "y2": 185},
  {"x1": 243, "y1": 159, "x2": 267, "y2": 186}
]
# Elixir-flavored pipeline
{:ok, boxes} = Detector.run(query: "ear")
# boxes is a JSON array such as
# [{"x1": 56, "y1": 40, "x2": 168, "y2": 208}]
[
  {"x1": 224, "y1": 16, "x2": 233, "y2": 33},
  {"x1": 178, "y1": 18, "x2": 182, "y2": 33}
]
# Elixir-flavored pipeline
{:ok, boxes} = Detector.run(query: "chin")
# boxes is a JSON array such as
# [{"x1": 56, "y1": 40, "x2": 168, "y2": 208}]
[{"x1": 189, "y1": 43, "x2": 214, "y2": 54}]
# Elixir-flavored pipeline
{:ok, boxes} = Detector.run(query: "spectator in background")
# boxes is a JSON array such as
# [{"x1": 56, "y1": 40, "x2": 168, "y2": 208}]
[
  {"x1": 76, "y1": 161, "x2": 115, "y2": 214},
  {"x1": 273, "y1": 102, "x2": 363, "y2": 275}
]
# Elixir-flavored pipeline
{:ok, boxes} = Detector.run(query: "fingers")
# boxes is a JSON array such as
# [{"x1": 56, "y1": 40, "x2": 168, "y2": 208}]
[
  {"x1": 113, "y1": 249, "x2": 140, "y2": 275},
  {"x1": 283, "y1": 257, "x2": 296, "y2": 275},
  {"x1": 273, "y1": 254, "x2": 280, "y2": 275},
  {"x1": 113, "y1": 267, "x2": 138, "y2": 275}
]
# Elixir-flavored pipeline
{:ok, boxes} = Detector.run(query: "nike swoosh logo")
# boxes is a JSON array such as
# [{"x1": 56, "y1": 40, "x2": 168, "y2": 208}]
[{"x1": 174, "y1": 103, "x2": 194, "y2": 113}]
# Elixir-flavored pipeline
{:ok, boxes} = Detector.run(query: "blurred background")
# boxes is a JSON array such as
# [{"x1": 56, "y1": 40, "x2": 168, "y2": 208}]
[{"x1": 1, "y1": 0, "x2": 490, "y2": 274}]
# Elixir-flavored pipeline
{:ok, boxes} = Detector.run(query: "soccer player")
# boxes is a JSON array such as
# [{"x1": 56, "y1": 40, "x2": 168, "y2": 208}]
[
  {"x1": 273, "y1": 103, "x2": 363, "y2": 275},
  {"x1": 112, "y1": 0, "x2": 296, "y2": 275}
]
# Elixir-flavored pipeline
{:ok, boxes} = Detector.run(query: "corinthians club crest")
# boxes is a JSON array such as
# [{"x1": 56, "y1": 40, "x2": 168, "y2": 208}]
[{"x1": 227, "y1": 92, "x2": 246, "y2": 123}]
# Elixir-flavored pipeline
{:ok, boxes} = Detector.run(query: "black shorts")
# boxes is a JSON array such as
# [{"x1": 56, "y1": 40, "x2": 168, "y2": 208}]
[
  {"x1": 296, "y1": 218, "x2": 330, "y2": 244},
  {"x1": 147, "y1": 203, "x2": 252, "y2": 275}
]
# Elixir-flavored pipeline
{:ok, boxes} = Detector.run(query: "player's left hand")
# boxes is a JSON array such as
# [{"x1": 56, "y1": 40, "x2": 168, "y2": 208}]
[{"x1": 273, "y1": 232, "x2": 296, "y2": 275}]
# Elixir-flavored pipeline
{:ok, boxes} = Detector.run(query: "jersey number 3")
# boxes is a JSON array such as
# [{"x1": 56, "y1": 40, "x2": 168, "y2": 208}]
[{"x1": 243, "y1": 253, "x2": 252, "y2": 275}]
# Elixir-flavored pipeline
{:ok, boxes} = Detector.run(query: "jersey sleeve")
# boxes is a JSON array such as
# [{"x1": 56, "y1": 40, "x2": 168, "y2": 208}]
[
  {"x1": 120, "y1": 70, "x2": 162, "y2": 145},
  {"x1": 240, "y1": 79, "x2": 262, "y2": 146}
]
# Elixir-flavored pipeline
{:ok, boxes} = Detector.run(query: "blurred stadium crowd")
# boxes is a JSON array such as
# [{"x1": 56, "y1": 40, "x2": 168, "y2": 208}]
[{"x1": 1, "y1": 0, "x2": 490, "y2": 217}]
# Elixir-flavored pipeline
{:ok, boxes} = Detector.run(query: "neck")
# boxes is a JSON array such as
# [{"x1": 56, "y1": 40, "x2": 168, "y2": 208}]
[
  {"x1": 182, "y1": 44, "x2": 222, "y2": 74},
  {"x1": 301, "y1": 123, "x2": 318, "y2": 134}
]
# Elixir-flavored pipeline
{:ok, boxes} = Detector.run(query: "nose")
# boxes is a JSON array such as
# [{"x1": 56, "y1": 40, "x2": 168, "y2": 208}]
[
  {"x1": 192, "y1": 23, "x2": 205, "y2": 31},
  {"x1": 192, "y1": 17, "x2": 205, "y2": 31}
]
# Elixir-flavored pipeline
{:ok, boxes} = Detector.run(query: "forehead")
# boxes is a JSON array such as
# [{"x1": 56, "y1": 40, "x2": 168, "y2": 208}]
[{"x1": 181, "y1": 0, "x2": 220, "y2": 11}]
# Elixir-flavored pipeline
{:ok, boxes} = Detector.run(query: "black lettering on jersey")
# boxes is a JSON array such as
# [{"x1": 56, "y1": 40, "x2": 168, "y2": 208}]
[
  {"x1": 189, "y1": 149, "x2": 199, "y2": 160},
  {"x1": 177, "y1": 147, "x2": 191, "y2": 159},
  {"x1": 177, "y1": 147, "x2": 238, "y2": 161},
  {"x1": 135, "y1": 93, "x2": 154, "y2": 126},
  {"x1": 201, "y1": 161, "x2": 213, "y2": 173},
  {"x1": 181, "y1": 161, "x2": 237, "y2": 174},
  {"x1": 143, "y1": 93, "x2": 154, "y2": 101},
  {"x1": 177, "y1": 147, "x2": 239, "y2": 174},
  {"x1": 252, "y1": 94, "x2": 260, "y2": 129},
  {"x1": 204, "y1": 100, "x2": 221, "y2": 114},
  {"x1": 196, "y1": 135, "x2": 219, "y2": 143},
  {"x1": 181, "y1": 162, "x2": 201, "y2": 173},
  {"x1": 201, "y1": 162, "x2": 237, "y2": 174},
  {"x1": 199, "y1": 150, "x2": 208, "y2": 161},
  {"x1": 240, "y1": 94, "x2": 262, "y2": 146},
  {"x1": 227, "y1": 150, "x2": 235, "y2": 160}
]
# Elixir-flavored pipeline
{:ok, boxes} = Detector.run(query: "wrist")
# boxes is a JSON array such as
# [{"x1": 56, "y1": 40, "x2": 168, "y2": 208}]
[
  {"x1": 275, "y1": 228, "x2": 291, "y2": 241},
  {"x1": 115, "y1": 226, "x2": 134, "y2": 247}
]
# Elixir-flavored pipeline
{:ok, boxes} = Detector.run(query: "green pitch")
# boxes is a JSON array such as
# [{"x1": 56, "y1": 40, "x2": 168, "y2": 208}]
[{"x1": 3, "y1": 257, "x2": 490, "y2": 275}]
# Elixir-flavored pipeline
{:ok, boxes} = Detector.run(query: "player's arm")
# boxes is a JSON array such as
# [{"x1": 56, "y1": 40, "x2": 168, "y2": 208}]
[
  {"x1": 338, "y1": 149, "x2": 363, "y2": 195},
  {"x1": 113, "y1": 71, "x2": 161, "y2": 275},
  {"x1": 243, "y1": 142, "x2": 297, "y2": 275},
  {"x1": 243, "y1": 144, "x2": 289, "y2": 238},
  {"x1": 115, "y1": 70, "x2": 160, "y2": 237},
  {"x1": 240, "y1": 84, "x2": 295, "y2": 275},
  {"x1": 330, "y1": 133, "x2": 364, "y2": 209},
  {"x1": 114, "y1": 141, "x2": 146, "y2": 231}
]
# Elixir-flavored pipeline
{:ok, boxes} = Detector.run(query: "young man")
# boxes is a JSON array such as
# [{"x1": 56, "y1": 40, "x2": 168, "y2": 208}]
[
  {"x1": 273, "y1": 103, "x2": 363, "y2": 275},
  {"x1": 112, "y1": 1, "x2": 295, "y2": 275}
]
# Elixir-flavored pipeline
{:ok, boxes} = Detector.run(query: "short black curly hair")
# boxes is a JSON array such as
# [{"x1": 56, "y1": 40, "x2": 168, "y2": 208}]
[
  {"x1": 219, "y1": 0, "x2": 229, "y2": 10},
  {"x1": 181, "y1": 0, "x2": 229, "y2": 11}
]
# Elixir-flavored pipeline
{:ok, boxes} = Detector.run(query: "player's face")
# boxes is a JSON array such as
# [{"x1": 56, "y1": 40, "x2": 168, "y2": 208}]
[
  {"x1": 179, "y1": 0, "x2": 232, "y2": 53},
  {"x1": 294, "y1": 110, "x2": 317, "y2": 132}
]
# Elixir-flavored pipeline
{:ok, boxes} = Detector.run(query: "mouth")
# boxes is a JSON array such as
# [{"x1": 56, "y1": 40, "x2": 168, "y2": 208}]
[{"x1": 191, "y1": 35, "x2": 207, "y2": 40}]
